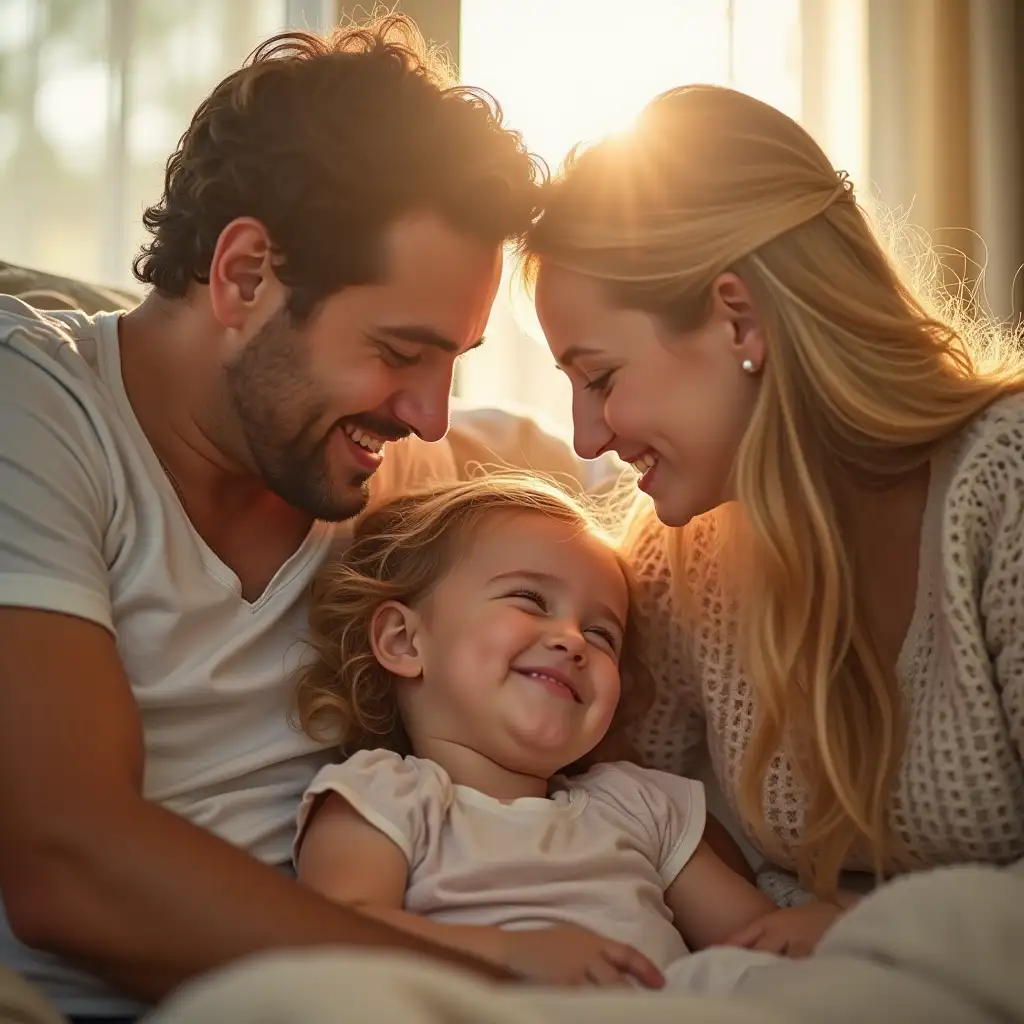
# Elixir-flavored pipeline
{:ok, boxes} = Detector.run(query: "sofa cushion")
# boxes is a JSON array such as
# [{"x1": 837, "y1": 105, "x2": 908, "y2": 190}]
[{"x1": 0, "y1": 260, "x2": 141, "y2": 315}]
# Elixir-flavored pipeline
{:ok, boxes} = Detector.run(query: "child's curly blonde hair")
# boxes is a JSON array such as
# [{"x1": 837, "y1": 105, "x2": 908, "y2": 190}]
[{"x1": 295, "y1": 473, "x2": 654, "y2": 761}]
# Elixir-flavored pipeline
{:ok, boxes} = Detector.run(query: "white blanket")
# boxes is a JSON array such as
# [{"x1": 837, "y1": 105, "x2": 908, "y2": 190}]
[{"x1": 146, "y1": 860, "x2": 1024, "y2": 1024}]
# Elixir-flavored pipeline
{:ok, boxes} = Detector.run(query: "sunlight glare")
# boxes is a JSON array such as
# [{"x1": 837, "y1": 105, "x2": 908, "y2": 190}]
[
  {"x1": 460, "y1": 0, "x2": 800, "y2": 172},
  {"x1": 456, "y1": 0, "x2": 802, "y2": 428}
]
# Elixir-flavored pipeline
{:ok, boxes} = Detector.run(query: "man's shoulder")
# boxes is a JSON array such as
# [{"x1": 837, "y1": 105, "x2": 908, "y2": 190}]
[
  {"x1": 0, "y1": 294, "x2": 109, "y2": 380},
  {"x1": 0, "y1": 296, "x2": 127, "y2": 483}
]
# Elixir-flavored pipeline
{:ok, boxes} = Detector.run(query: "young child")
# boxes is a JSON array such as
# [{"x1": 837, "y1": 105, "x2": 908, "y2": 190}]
[{"x1": 292, "y1": 475, "x2": 781, "y2": 990}]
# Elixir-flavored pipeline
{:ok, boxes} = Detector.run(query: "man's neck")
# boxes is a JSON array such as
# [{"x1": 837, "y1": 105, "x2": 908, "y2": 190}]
[
  {"x1": 117, "y1": 295, "x2": 315, "y2": 600},
  {"x1": 118, "y1": 295, "x2": 263, "y2": 512}
]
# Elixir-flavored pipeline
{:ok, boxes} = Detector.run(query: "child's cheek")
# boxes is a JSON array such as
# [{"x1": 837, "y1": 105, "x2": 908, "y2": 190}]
[{"x1": 480, "y1": 608, "x2": 538, "y2": 663}]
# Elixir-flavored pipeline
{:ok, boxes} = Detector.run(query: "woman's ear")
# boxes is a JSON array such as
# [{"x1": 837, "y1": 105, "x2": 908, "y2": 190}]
[
  {"x1": 370, "y1": 601, "x2": 423, "y2": 680},
  {"x1": 710, "y1": 272, "x2": 765, "y2": 374}
]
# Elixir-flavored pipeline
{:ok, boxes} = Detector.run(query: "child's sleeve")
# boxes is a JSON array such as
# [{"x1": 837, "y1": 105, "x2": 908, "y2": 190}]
[
  {"x1": 605, "y1": 762, "x2": 707, "y2": 887},
  {"x1": 294, "y1": 749, "x2": 446, "y2": 869}
]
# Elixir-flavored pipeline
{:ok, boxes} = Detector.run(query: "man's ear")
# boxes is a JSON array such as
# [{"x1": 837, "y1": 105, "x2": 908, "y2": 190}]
[
  {"x1": 207, "y1": 216, "x2": 286, "y2": 331},
  {"x1": 370, "y1": 601, "x2": 424, "y2": 679}
]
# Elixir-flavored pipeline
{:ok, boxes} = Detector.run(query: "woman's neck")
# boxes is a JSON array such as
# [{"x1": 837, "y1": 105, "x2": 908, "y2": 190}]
[
  {"x1": 836, "y1": 462, "x2": 931, "y2": 554},
  {"x1": 837, "y1": 463, "x2": 932, "y2": 672}
]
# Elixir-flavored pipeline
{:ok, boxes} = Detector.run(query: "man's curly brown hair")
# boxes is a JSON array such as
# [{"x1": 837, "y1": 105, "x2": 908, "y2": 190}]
[
  {"x1": 133, "y1": 13, "x2": 545, "y2": 318},
  {"x1": 294, "y1": 474, "x2": 654, "y2": 764}
]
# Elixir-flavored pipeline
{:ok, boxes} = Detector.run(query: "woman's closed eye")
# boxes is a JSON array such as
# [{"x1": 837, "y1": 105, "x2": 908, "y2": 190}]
[{"x1": 584, "y1": 370, "x2": 615, "y2": 393}]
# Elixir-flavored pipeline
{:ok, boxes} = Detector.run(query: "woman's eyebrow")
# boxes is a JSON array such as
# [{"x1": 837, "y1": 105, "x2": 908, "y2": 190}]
[{"x1": 556, "y1": 344, "x2": 602, "y2": 369}]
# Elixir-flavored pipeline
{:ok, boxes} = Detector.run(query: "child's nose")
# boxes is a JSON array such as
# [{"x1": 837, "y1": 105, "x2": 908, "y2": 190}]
[{"x1": 548, "y1": 629, "x2": 587, "y2": 663}]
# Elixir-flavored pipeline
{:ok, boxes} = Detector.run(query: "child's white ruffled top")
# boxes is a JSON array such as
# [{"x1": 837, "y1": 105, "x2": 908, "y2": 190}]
[{"x1": 296, "y1": 751, "x2": 706, "y2": 970}]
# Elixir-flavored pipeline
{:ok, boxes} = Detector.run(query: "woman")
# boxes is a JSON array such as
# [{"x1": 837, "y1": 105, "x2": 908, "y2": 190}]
[{"x1": 522, "y1": 84, "x2": 1024, "y2": 952}]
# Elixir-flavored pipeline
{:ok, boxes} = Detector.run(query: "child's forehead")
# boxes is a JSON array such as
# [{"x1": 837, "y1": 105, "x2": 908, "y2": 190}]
[{"x1": 460, "y1": 511, "x2": 628, "y2": 593}]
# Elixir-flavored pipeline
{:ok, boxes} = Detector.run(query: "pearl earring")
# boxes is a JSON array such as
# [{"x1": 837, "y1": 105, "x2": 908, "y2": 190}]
[{"x1": 741, "y1": 358, "x2": 757, "y2": 374}]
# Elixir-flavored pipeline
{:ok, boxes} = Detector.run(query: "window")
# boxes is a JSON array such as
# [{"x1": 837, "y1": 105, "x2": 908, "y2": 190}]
[{"x1": 0, "y1": 0, "x2": 331, "y2": 286}]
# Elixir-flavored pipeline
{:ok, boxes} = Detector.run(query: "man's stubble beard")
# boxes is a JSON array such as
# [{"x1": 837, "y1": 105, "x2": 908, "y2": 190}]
[{"x1": 224, "y1": 311, "x2": 374, "y2": 523}]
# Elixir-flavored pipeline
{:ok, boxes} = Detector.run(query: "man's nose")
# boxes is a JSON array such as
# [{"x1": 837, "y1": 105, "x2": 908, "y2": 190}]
[{"x1": 392, "y1": 370, "x2": 454, "y2": 443}]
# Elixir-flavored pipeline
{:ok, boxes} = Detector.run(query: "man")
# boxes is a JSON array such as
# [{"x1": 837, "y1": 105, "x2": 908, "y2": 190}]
[{"x1": 0, "y1": 15, "x2": 577, "y2": 1021}]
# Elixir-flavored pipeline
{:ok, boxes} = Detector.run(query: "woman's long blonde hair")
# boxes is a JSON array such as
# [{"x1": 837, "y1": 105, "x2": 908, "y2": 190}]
[{"x1": 522, "y1": 85, "x2": 1024, "y2": 897}]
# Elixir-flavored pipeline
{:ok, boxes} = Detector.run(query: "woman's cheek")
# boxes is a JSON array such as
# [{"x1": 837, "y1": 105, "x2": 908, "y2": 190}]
[{"x1": 603, "y1": 386, "x2": 638, "y2": 440}]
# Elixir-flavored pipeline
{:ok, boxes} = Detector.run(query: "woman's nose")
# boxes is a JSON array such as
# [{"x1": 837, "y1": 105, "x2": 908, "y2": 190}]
[{"x1": 572, "y1": 400, "x2": 614, "y2": 461}]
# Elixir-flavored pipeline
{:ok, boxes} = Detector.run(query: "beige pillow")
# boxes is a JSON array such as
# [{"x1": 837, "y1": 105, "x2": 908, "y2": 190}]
[{"x1": 0, "y1": 259, "x2": 141, "y2": 315}]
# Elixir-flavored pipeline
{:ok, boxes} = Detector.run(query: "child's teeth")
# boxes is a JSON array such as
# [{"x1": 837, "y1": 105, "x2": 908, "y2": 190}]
[{"x1": 529, "y1": 671, "x2": 574, "y2": 697}]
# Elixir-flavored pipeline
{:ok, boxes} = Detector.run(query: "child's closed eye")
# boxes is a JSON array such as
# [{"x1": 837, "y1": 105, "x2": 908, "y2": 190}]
[
  {"x1": 507, "y1": 589, "x2": 548, "y2": 611},
  {"x1": 585, "y1": 626, "x2": 619, "y2": 654},
  {"x1": 507, "y1": 590, "x2": 620, "y2": 655}
]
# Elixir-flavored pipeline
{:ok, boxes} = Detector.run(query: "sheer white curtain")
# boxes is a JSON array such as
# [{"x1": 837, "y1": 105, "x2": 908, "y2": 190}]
[
  {"x1": 866, "y1": 0, "x2": 1024, "y2": 321},
  {"x1": 0, "y1": 0, "x2": 333, "y2": 288},
  {"x1": 456, "y1": 0, "x2": 868, "y2": 439}
]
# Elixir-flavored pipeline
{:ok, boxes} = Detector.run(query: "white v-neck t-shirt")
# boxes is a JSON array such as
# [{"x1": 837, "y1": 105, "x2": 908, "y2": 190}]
[{"x1": 0, "y1": 296, "x2": 609, "y2": 1016}]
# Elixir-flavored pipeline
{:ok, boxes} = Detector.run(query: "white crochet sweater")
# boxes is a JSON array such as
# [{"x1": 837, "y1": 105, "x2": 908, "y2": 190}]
[{"x1": 630, "y1": 393, "x2": 1024, "y2": 899}]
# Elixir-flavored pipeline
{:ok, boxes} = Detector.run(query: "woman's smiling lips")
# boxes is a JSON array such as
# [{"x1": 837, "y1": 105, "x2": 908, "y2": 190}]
[{"x1": 620, "y1": 448, "x2": 661, "y2": 493}]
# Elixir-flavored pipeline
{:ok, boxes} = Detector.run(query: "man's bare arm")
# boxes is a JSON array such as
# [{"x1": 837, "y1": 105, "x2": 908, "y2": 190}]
[{"x1": 0, "y1": 609, "x2": 509, "y2": 1000}]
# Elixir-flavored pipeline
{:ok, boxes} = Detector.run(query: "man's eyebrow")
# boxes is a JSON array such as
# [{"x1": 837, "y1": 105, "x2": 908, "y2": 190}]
[
  {"x1": 556, "y1": 344, "x2": 601, "y2": 369},
  {"x1": 489, "y1": 569, "x2": 625, "y2": 635},
  {"x1": 378, "y1": 326, "x2": 485, "y2": 353}
]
